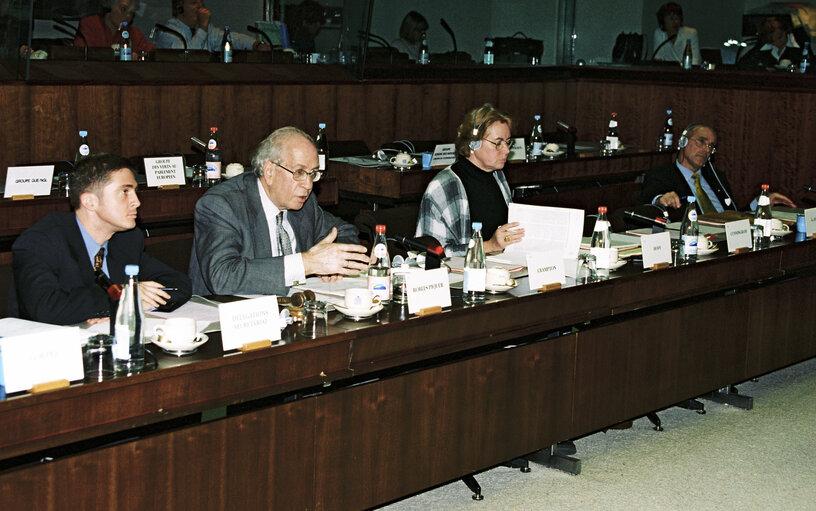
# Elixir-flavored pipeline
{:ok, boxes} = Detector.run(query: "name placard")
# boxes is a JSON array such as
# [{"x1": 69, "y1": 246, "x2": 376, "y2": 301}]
[
  {"x1": 526, "y1": 252, "x2": 565, "y2": 289},
  {"x1": 805, "y1": 207, "x2": 816, "y2": 237},
  {"x1": 508, "y1": 137, "x2": 526, "y2": 162},
  {"x1": 0, "y1": 327, "x2": 83, "y2": 394},
  {"x1": 429, "y1": 144, "x2": 456, "y2": 169},
  {"x1": 3, "y1": 165, "x2": 54, "y2": 198},
  {"x1": 725, "y1": 219, "x2": 753, "y2": 252},
  {"x1": 218, "y1": 296, "x2": 281, "y2": 351},
  {"x1": 641, "y1": 231, "x2": 672, "y2": 269},
  {"x1": 407, "y1": 268, "x2": 451, "y2": 314},
  {"x1": 144, "y1": 156, "x2": 186, "y2": 187}
]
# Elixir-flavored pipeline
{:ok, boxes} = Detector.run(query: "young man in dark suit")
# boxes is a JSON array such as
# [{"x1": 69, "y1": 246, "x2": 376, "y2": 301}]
[{"x1": 9, "y1": 153, "x2": 192, "y2": 325}]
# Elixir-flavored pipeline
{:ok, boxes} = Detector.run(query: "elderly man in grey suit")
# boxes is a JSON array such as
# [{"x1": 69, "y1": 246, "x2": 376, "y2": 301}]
[{"x1": 189, "y1": 126, "x2": 369, "y2": 296}]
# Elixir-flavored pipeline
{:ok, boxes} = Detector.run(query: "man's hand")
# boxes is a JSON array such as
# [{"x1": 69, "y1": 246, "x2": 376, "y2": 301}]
[
  {"x1": 657, "y1": 191, "x2": 683, "y2": 209},
  {"x1": 197, "y1": 7, "x2": 211, "y2": 30},
  {"x1": 138, "y1": 281, "x2": 171, "y2": 311},
  {"x1": 770, "y1": 192, "x2": 796, "y2": 208},
  {"x1": 302, "y1": 227, "x2": 369, "y2": 277},
  {"x1": 252, "y1": 41, "x2": 271, "y2": 51}
]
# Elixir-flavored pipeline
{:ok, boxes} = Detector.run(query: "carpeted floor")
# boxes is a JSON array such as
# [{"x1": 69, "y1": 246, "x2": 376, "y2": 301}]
[{"x1": 378, "y1": 357, "x2": 816, "y2": 511}]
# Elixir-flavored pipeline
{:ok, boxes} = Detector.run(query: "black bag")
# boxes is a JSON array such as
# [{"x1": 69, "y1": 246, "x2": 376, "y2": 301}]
[
  {"x1": 494, "y1": 32, "x2": 543, "y2": 64},
  {"x1": 612, "y1": 32, "x2": 645, "y2": 63}
]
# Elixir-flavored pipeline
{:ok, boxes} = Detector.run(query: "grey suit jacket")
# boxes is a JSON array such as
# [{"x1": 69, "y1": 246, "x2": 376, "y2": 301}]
[{"x1": 189, "y1": 172, "x2": 359, "y2": 296}]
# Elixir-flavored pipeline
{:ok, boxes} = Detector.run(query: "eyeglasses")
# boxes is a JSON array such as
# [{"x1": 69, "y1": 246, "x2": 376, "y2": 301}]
[
  {"x1": 691, "y1": 137, "x2": 717, "y2": 154},
  {"x1": 482, "y1": 138, "x2": 515, "y2": 150},
  {"x1": 274, "y1": 162, "x2": 322, "y2": 182}
]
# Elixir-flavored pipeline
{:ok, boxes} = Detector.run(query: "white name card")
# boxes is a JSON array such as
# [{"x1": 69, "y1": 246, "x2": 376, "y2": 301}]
[
  {"x1": 641, "y1": 231, "x2": 672, "y2": 269},
  {"x1": 144, "y1": 156, "x2": 186, "y2": 187},
  {"x1": 218, "y1": 296, "x2": 281, "y2": 351},
  {"x1": 407, "y1": 268, "x2": 451, "y2": 314},
  {"x1": 725, "y1": 219, "x2": 752, "y2": 252},
  {"x1": 805, "y1": 207, "x2": 816, "y2": 237},
  {"x1": 429, "y1": 144, "x2": 456, "y2": 168},
  {"x1": 526, "y1": 252, "x2": 565, "y2": 289},
  {"x1": 0, "y1": 327, "x2": 83, "y2": 394},
  {"x1": 3, "y1": 165, "x2": 54, "y2": 198},
  {"x1": 508, "y1": 137, "x2": 526, "y2": 162}
]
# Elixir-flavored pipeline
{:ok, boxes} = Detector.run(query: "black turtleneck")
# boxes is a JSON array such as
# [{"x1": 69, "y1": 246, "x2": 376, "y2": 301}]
[{"x1": 451, "y1": 158, "x2": 507, "y2": 241}]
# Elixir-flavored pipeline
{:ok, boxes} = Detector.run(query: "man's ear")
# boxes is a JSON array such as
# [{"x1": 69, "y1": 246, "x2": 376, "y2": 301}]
[
  {"x1": 79, "y1": 191, "x2": 98, "y2": 212},
  {"x1": 262, "y1": 160, "x2": 275, "y2": 177}
]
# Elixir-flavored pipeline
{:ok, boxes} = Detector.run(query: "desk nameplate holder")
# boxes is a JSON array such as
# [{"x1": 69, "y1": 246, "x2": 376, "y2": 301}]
[
  {"x1": 30, "y1": 379, "x2": 70, "y2": 393},
  {"x1": 416, "y1": 305, "x2": 442, "y2": 316},
  {"x1": 11, "y1": 194, "x2": 35, "y2": 201},
  {"x1": 731, "y1": 247, "x2": 750, "y2": 254},
  {"x1": 538, "y1": 283, "x2": 562, "y2": 292},
  {"x1": 238, "y1": 340, "x2": 273, "y2": 352},
  {"x1": 157, "y1": 184, "x2": 180, "y2": 190},
  {"x1": 651, "y1": 262, "x2": 671, "y2": 270}
]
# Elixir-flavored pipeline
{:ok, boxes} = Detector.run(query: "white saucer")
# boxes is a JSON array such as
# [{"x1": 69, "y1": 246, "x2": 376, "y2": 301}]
[
  {"x1": 698, "y1": 246, "x2": 719, "y2": 256},
  {"x1": 772, "y1": 229, "x2": 792, "y2": 237},
  {"x1": 609, "y1": 259, "x2": 628, "y2": 271},
  {"x1": 391, "y1": 163, "x2": 415, "y2": 170},
  {"x1": 486, "y1": 280, "x2": 517, "y2": 294},
  {"x1": 542, "y1": 150, "x2": 565, "y2": 158},
  {"x1": 333, "y1": 302, "x2": 384, "y2": 320},
  {"x1": 152, "y1": 333, "x2": 208, "y2": 356}
]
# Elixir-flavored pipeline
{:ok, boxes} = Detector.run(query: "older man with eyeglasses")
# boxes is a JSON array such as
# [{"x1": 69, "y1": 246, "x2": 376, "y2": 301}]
[
  {"x1": 636, "y1": 123, "x2": 795, "y2": 221},
  {"x1": 189, "y1": 126, "x2": 367, "y2": 296}
]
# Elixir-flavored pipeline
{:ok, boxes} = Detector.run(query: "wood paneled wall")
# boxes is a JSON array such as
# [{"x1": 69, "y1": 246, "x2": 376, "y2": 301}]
[{"x1": 2, "y1": 68, "x2": 814, "y2": 208}]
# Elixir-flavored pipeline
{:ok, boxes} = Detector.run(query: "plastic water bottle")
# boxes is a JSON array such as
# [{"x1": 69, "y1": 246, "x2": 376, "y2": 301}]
[
  {"x1": 605, "y1": 112, "x2": 620, "y2": 150},
  {"x1": 529, "y1": 115, "x2": 544, "y2": 161},
  {"x1": 483, "y1": 35, "x2": 494, "y2": 65},
  {"x1": 120, "y1": 21, "x2": 132, "y2": 61},
  {"x1": 463, "y1": 222, "x2": 486, "y2": 304},
  {"x1": 679, "y1": 196, "x2": 699, "y2": 263},
  {"x1": 205, "y1": 127, "x2": 222, "y2": 186},
  {"x1": 222, "y1": 25, "x2": 233, "y2": 63},
  {"x1": 754, "y1": 184, "x2": 773, "y2": 249},
  {"x1": 661, "y1": 109, "x2": 674, "y2": 150},
  {"x1": 800, "y1": 42, "x2": 811, "y2": 74},
  {"x1": 590, "y1": 206, "x2": 611, "y2": 279},
  {"x1": 315, "y1": 122, "x2": 329, "y2": 171},
  {"x1": 682, "y1": 39, "x2": 692, "y2": 69},
  {"x1": 367, "y1": 224, "x2": 391, "y2": 302},
  {"x1": 113, "y1": 264, "x2": 144, "y2": 375},
  {"x1": 419, "y1": 33, "x2": 430, "y2": 65}
]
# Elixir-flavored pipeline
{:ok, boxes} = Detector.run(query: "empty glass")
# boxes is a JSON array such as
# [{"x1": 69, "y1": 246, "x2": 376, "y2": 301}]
[
  {"x1": 300, "y1": 300, "x2": 327, "y2": 339},
  {"x1": 84, "y1": 334, "x2": 115, "y2": 382},
  {"x1": 576, "y1": 254, "x2": 597, "y2": 285}
]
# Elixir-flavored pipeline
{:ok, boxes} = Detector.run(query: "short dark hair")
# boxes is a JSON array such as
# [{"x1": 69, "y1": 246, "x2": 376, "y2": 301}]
[
  {"x1": 656, "y1": 2, "x2": 683, "y2": 30},
  {"x1": 454, "y1": 104, "x2": 513, "y2": 157},
  {"x1": 69, "y1": 153, "x2": 135, "y2": 210}
]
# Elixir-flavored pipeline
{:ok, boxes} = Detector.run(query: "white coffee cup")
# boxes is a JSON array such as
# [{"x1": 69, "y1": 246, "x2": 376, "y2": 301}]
[
  {"x1": 591, "y1": 247, "x2": 618, "y2": 269},
  {"x1": 486, "y1": 267, "x2": 512, "y2": 288},
  {"x1": 344, "y1": 288, "x2": 377, "y2": 309},
  {"x1": 389, "y1": 152, "x2": 416, "y2": 168},
  {"x1": 152, "y1": 318, "x2": 198, "y2": 346},
  {"x1": 770, "y1": 218, "x2": 790, "y2": 232},
  {"x1": 697, "y1": 235, "x2": 715, "y2": 250}
]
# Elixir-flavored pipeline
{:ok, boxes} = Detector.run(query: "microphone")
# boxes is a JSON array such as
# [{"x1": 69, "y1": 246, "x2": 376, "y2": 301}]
[
  {"x1": 804, "y1": 185, "x2": 816, "y2": 193},
  {"x1": 155, "y1": 23, "x2": 188, "y2": 52},
  {"x1": 190, "y1": 136, "x2": 206, "y2": 151},
  {"x1": 555, "y1": 121, "x2": 577, "y2": 133},
  {"x1": 440, "y1": 18, "x2": 457, "y2": 53},
  {"x1": 53, "y1": 18, "x2": 87, "y2": 61},
  {"x1": 623, "y1": 210, "x2": 674, "y2": 229},
  {"x1": 388, "y1": 236, "x2": 445, "y2": 269},
  {"x1": 246, "y1": 25, "x2": 274, "y2": 47}
]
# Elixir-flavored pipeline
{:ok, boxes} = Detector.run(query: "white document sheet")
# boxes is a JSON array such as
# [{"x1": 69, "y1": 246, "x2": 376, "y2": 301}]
[{"x1": 506, "y1": 203, "x2": 585, "y2": 260}]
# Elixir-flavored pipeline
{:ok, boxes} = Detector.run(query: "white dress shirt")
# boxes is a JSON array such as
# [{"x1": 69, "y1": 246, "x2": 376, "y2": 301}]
[{"x1": 257, "y1": 179, "x2": 306, "y2": 286}]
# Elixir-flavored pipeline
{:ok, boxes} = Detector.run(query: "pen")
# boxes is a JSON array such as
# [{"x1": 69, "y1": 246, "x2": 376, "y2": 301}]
[{"x1": 161, "y1": 287, "x2": 178, "y2": 292}]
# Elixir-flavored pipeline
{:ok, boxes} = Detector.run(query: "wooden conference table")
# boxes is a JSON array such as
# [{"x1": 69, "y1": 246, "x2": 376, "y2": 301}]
[{"x1": 1, "y1": 237, "x2": 815, "y2": 510}]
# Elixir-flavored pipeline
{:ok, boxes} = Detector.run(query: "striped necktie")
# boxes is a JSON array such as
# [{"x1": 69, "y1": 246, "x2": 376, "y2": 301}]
[
  {"x1": 93, "y1": 247, "x2": 105, "y2": 272},
  {"x1": 692, "y1": 171, "x2": 717, "y2": 214},
  {"x1": 276, "y1": 212, "x2": 293, "y2": 256}
]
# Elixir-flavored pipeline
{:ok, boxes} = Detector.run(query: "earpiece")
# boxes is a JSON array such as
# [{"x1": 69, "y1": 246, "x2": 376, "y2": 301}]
[
  {"x1": 677, "y1": 122, "x2": 703, "y2": 150},
  {"x1": 469, "y1": 108, "x2": 484, "y2": 152},
  {"x1": 469, "y1": 139, "x2": 482, "y2": 151}
]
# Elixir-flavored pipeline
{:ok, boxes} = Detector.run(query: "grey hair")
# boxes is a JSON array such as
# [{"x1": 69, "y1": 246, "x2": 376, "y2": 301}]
[{"x1": 251, "y1": 126, "x2": 316, "y2": 177}]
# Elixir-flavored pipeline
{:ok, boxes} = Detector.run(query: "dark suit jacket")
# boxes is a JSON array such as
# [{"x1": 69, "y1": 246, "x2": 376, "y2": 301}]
[
  {"x1": 737, "y1": 44, "x2": 803, "y2": 71},
  {"x1": 636, "y1": 160, "x2": 738, "y2": 222},
  {"x1": 9, "y1": 212, "x2": 192, "y2": 325},
  {"x1": 188, "y1": 172, "x2": 359, "y2": 296}
]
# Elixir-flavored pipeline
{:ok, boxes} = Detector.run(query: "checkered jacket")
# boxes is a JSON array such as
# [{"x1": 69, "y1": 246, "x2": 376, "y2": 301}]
[{"x1": 415, "y1": 166, "x2": 512, "y2": 256}]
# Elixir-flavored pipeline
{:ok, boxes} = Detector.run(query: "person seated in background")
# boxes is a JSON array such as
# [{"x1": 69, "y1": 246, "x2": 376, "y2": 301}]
[
  {"x1": 652, "y1": 2, "x2": 700, "y2": 65},
  {"x1": 737, "y1": 15, "x2": 807, "y2": 70},
  {"x1": 415, "y1": 104, "x2": 525, "y2": 256},
  {"x1": 391, "y1": 11, "x2": 428, "y2": 62},
  {"x1": 8, "y1": 153, "x2": 191, "y2": 325},
  {"x1": 154, "y1": 0, "x2": 269, "y2": 52},
  {"x1": 189, "y1": 127, "x2": 368, "y2": 296},
  {"x1": 636, "y1": 123, "x2": 795, "y2": 222},
  {"x1": 74, "y1": 0, "x2": 156, "y2": 53},
  {"x1": 287, "y1": 0, "x2": 324, "y2": 55}
]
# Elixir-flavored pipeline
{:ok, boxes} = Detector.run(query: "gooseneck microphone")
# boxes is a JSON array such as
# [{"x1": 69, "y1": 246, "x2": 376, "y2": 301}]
[
  {"x1": 440, "y1": 18, "x2": 457, "y2": 52},
  {"x1": 246, "y1": 25, "x2": 273, "y2": 47},
  {"x1": 155, "y1": 24, "x2": 188, "y2": 53},
  {"x1": 623, "y1": 210, "x2": 676, "y2": 229},
  {"x1": 388, "y1": 236, "x2": 445, "y2": 269}
]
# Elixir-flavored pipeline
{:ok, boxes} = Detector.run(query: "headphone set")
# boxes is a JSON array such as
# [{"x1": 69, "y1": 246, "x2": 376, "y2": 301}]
[
  {"x1": 468, "y1": 106, "x2": 491, "y2": 152},
  {"x1": 677, "y1": 122, "x2": 712, "y2": 152},
  {"x1": 372, "y1": 140, "x2": 416, "y2": 161}
]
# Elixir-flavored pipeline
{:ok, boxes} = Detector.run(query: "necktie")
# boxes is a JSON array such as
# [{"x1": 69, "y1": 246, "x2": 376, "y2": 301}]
[
  {"x1": 692, "y1": 171, "x2": 716, "y2": 215},
  {"x1": 93, "y1": 247, "x2": 105, "y2": 272},
  {"x1": 276, "y1": 212, "x2": 293, "y2": 256}
]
